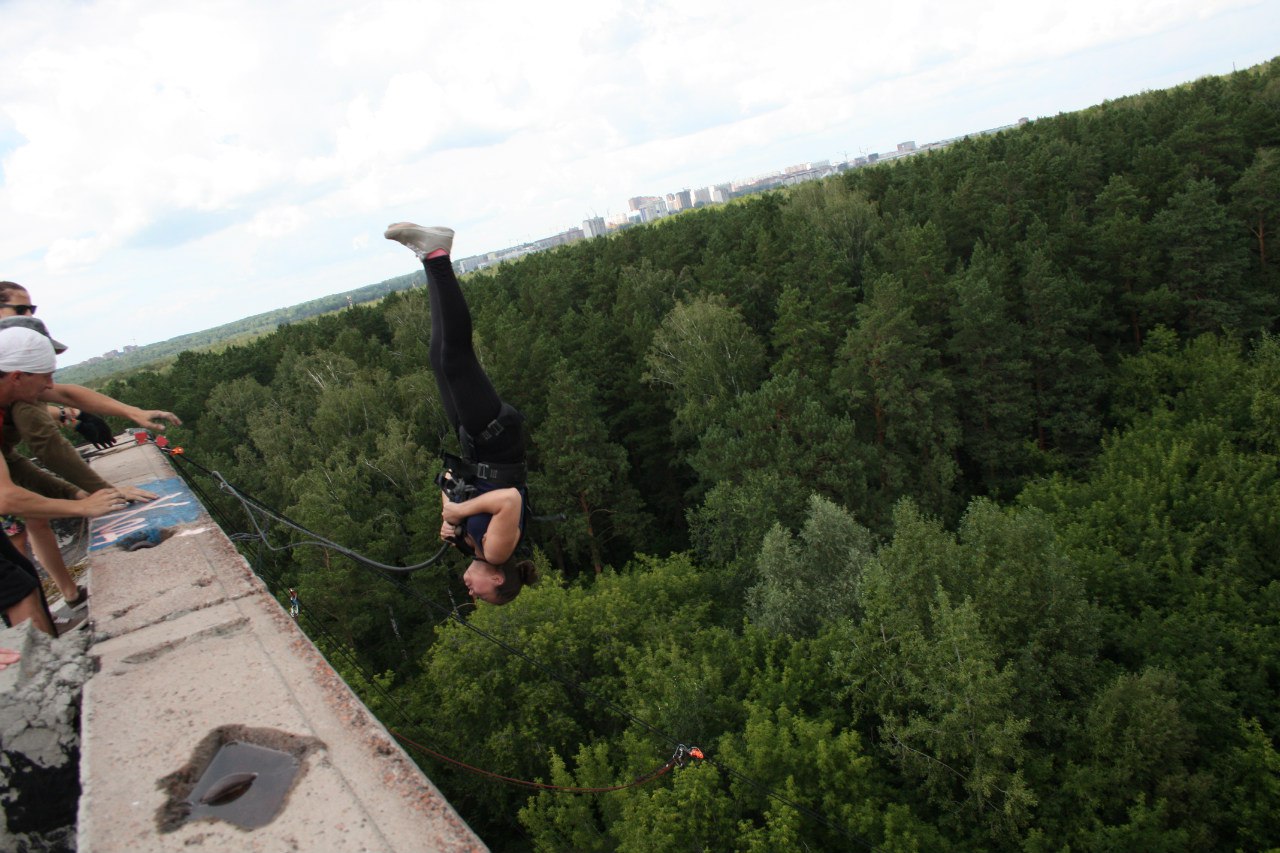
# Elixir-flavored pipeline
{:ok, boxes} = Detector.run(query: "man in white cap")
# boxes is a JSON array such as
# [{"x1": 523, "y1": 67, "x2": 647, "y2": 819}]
[
  {"x1": 0, "y1": 315, "x2": 160, "y2": 611},
  {"x1": 0, "y1": 326, "x2": 124, "y2": 636}
]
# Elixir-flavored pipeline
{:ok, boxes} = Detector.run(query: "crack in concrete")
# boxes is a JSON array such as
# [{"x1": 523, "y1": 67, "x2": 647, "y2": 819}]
[
  {"x1": 94, "y1": 586, "x2": 259, "y2": 643},
  {"x1": 121, "y1": 616, "x2": 252, "y2": 665}
]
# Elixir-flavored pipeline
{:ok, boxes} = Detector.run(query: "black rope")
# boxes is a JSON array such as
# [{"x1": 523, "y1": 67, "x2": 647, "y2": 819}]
[
  {"x1": 166, "y1": 449, "x2": 878, "y2": 851},
  {"x1": 172, "y1": 453, "x2": 449, "y2": 574}
]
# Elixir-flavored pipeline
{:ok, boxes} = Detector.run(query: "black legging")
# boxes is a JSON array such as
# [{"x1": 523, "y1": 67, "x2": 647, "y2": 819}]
[
  {"x1": 424, "y1": 256, "x2": 523, "y2": 463},
  {"x1": 427, "y1": 252, "x2": 527, "y2": 558}
]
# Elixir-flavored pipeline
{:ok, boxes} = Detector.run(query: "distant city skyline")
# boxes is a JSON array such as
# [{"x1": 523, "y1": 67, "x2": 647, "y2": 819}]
[
  {"x1": 2, "y1": 0, "x2": 1277, "y2": 367},
  {"x1": 453, "y1": 117, "x2": 1029, "y2": 274}
]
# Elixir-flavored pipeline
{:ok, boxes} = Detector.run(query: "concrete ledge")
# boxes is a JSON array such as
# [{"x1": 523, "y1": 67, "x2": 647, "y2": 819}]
[{"x1": 78, "y1": 440, "x2": 486, "y2": 852}]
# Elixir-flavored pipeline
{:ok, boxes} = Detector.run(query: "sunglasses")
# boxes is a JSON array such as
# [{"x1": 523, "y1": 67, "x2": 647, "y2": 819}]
[{"x1": 3, "y1": 304, "x2": 36, "y2": 315}]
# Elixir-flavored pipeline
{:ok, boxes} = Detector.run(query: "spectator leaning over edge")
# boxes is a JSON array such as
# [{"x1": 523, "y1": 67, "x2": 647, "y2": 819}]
[
  {"x1": 0, "y1": 316, "x2": 159, "y2": 609},
  {"x1": 0, "y1": 327, "x2": 125, "y2": 636},
  {"x1": 0, "y1": 282, "x2": 182, "y2": 433}
]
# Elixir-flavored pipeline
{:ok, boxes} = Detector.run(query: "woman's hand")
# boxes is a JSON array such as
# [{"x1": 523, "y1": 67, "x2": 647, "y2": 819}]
[
  {"x1": 441, "y1": 501, "x2": 466, "y2": 526},
  {"x1": 439, "y1": 519, "x2": 459, "y2": 541}
]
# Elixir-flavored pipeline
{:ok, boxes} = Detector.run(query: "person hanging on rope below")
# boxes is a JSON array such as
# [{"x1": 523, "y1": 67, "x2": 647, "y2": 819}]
[{"x1": 385, "y1": 223, "x2": 539, "y2": 605}]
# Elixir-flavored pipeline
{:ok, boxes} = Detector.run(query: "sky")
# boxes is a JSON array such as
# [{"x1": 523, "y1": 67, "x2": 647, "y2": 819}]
[{"x1": 2, "y1": 0, "x2": 1278, "y2": 368}]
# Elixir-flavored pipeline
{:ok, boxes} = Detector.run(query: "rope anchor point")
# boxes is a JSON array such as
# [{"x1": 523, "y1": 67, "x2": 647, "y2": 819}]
[{"x1": 673, "y1": 744, "x2": 705, "y2": 767}]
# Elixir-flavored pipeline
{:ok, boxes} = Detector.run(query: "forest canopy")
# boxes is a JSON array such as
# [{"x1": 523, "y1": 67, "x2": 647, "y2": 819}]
[{"x1": 105, "y1": 59, "x2": 1280, "y2": 851}]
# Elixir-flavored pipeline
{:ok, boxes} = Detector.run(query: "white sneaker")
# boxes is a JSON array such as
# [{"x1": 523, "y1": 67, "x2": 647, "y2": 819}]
[{"x1": 384, "y1": 223, "x2": 454, "y2": 259}]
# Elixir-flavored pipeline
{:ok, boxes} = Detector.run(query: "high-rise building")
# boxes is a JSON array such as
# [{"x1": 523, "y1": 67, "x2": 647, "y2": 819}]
[{"x1": 634, "y1": 197, "x2": 668, "y2": 222}]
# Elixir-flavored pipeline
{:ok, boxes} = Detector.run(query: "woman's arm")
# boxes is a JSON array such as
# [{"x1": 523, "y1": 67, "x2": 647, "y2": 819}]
[{"x1": 440, "y1": 487, "x2": 522, "y2": 564}]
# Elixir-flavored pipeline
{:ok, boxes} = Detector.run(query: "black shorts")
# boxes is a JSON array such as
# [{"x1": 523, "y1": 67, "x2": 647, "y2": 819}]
[{"x1": 0, "y1": 535, "x2": 40, "y2": 613}]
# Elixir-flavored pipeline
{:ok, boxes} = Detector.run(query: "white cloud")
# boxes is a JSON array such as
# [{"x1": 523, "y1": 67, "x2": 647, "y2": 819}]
[
  {"x1": 45, "y1": 232, "x2": 117, "y2": 273},
  {"x1": 248, "y1": 206, "x2": 307, "y2": 239}
]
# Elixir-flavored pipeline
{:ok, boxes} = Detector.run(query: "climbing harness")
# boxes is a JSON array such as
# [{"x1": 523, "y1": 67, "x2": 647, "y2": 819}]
[
  {"x1": 436, "y1": 452, "x2": 527, "y2": 493},
  {"x1": 456, "y1": 401, "x2": 524, "y2": 460}
]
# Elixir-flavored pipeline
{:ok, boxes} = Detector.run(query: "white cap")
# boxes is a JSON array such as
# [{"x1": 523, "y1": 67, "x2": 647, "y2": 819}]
[{"x1": 0, "y1": 326, "x2": 57, "y2": 373}]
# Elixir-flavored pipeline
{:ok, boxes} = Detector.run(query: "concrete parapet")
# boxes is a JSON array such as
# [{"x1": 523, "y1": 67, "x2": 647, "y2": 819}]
[{"x1": 71, "y1": 439, "x2": 486, "y2": 852}]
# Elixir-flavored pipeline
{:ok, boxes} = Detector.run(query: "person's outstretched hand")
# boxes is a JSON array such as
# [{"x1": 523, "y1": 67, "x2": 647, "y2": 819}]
[
  {"x1": 0, "y1": 648, "x2": 19, "y2": 671},
  {"x1": 79, "y1": 488, "x2": 128, "y2": 517},
  {"x1": 130, "y1": 409, "x2": 182, "y2": 431},
  {"x1": 74, "y1": 412, "x2": 117, "y2": 449},
  {"x1": 118, "y1": 485, "x2": 158, "y2": 503}
]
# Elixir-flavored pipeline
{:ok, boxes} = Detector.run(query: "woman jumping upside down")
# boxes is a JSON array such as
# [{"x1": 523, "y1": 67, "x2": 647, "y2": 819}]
[{"x1": 385, "y1": 223, "x2": 539, "y2": 605}]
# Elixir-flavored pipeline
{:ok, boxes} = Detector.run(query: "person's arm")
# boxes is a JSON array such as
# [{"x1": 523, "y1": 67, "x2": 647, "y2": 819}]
[
  {"x1": 3, "y1": 449, "x2": 83, "y2": 500},
  {"x1": 10, "y1": 402, "x2": 114, "y2": 492},
  {"x1": 440, "y1": 487, "x2": 522, "y2": 564},
  {"x1": 13, "y1": 405, "x2": 153, "y2": 499},
  {"x1": 0, "y1": 453, "x2": 122, "y2": 519},
  {"x1": 38, "y1": 384, "x2": 181, "y2": 431},
  {"x1": 46, "y1": 404, "x2": 77, "y2": 425}
]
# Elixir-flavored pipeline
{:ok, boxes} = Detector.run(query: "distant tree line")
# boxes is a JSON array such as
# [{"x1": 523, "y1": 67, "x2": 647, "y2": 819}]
[
  {"x1": 103, "y1": 58, "x2": 1280, "y2": 850},
  {"x1": 54, "y1": 270, "x2": 424, "y2": 385}
]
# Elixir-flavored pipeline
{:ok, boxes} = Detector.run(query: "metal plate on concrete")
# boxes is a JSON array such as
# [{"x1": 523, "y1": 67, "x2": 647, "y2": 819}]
[
  {"x1": 155, "y1": 725, "x2": 320, "y2": 834},
  {"x1": 182, "y1": 742, "x2": 300, "y2": 829}
]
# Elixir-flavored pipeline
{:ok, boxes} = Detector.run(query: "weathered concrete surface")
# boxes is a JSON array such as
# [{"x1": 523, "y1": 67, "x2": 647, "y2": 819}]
[
  {"x1": 0, "y1": 621, "x2": 92, "y2": 853},
  {"x1": 78, "y1": 439, "x2": 487, "y2": 852}
]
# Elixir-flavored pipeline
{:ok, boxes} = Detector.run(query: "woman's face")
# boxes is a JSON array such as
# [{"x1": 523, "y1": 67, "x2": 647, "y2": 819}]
[{"x1": 462, "y1": 560, "x2": 503, "y2": 604}]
